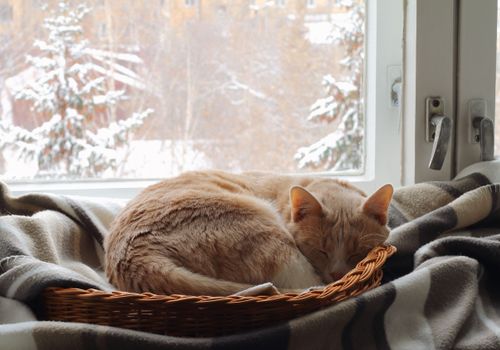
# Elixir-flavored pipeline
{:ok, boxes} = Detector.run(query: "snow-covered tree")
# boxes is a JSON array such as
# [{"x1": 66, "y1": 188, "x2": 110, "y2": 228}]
[
  {"x1": 295, "y1": 0, "x2": 364, "y2": 172},
  {"x1": 0, "y1": 1, "x2": 152, "y2": 178}
]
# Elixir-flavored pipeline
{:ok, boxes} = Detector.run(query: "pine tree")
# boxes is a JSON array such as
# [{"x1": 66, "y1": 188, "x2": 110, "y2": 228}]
[
  {"x1": 0, "y1": 1, "x2": 152, "y2": 178},
  {"x1": 295, "y1": 0, "x2": 364, "y2": 172}
]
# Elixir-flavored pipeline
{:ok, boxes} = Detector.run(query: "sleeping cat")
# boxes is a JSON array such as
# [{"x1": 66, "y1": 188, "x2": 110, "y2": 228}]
[{"x1": 104, "y1": 170, "x2": 393, "y2": 295}]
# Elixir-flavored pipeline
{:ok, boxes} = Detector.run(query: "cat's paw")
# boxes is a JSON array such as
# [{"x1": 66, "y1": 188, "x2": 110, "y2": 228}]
[{"x1": 233, "y1": 282, "x2": 280, "y2": 296}]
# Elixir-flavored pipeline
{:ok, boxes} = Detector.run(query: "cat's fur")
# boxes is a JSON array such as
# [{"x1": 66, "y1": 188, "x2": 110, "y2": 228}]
[{"x1": 104, "y1": 170, "x2": 393, "y2": 295}]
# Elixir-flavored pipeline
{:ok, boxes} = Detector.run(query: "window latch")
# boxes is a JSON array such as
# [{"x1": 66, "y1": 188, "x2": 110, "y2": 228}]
[
  {"x1": 468, "y1": 99, "x2": 494, "y2": 161},
  {"x1": 426, "y1": 97, "x2": 452, "y2": 170}
]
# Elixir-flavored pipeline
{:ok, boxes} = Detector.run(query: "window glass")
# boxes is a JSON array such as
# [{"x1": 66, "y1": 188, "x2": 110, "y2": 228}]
[{"x1": 0, "y1": 0, "x2": 365, "y2": 180}]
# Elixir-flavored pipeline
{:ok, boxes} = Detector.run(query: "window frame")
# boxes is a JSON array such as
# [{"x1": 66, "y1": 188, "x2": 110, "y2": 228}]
[
  {"x1": 401, "y1": 0, "x2": 498, "y2": 184},
  {"x1": 306, "y1": 0, "x2": 316, "y2": 9},
  {"x1": 454, "y1": 0, "x2": 497, "y2": 172},
  {"x1": 401, "y1": 0, "x2": 457, "y2": 184},
  {"x1": 358, "y1": 0, "x2": 403, "y2": 193},
  {"x1": 275, "y1": 0, "x2": 286, "y2": 8}
]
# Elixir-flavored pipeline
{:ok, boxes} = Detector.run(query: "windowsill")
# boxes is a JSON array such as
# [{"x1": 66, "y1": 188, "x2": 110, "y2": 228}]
[
  {"x1": 5, "y1": 179, "x2": 158, "y2": 199},
  {"x1": 4, "y1": 171, "x2": 378, "y2": 200}
]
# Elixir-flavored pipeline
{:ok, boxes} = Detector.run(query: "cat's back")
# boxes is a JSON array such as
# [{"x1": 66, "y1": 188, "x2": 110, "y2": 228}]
[
  {"x1": 146, "y1": 170, "x2": 260, "y2": 197},
  {"x1": 107, "y1": 170, "x2": 261, "y2": 238}
]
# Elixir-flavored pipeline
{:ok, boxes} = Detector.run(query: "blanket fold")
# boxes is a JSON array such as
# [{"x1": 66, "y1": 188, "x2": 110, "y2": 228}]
[
  {"x1": 0, "y1": 188, "x2": 121, "y2": 305},
  {"x1": 0, "y1": 172, "x2": 499, "y2": 350}
]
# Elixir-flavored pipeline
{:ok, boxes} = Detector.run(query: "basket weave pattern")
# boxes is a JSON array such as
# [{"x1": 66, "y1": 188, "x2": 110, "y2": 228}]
[{"x1": 42, "y1": 244, "x2": 396, "y2": 337}]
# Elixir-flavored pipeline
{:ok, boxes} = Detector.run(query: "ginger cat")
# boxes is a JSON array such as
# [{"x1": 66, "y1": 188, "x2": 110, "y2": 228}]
[{"x1": 104, "y1": 170, "x2": 393, "y2": 295}]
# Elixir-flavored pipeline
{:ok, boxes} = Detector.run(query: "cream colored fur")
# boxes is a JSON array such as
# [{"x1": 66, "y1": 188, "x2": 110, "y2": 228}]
[{"x1": 104, "y1": 170, "x2": 392, "y2": 295}]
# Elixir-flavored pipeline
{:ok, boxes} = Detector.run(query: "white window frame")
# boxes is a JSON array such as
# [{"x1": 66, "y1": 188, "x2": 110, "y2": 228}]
[
  {"x1": 402, "y1": 0, "x2": 497, "y2": 184},
  {"x1": 342, "y1": 0, "x2": 403, "y2": 193},
  {"x1": 6, "y1": 0, "x2": 404, "y2": 198},
  {"x1": 455, "y1": 0, "x2": 497, "y2": 172},
  {"x1": 306, "y1": 0, "x2": 316, "y2": 9},
  {"x1": 402, "y1": 0, "x2": 457, "y2": 184},
  {"x1": 275, "y1": 0, "x2": 286, "y2": 8}
]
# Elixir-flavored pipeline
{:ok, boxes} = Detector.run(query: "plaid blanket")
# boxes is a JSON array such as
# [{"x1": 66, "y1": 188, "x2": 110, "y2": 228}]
[{"x1": 1, "y1": 171, "x2": 499, "y2": 350}]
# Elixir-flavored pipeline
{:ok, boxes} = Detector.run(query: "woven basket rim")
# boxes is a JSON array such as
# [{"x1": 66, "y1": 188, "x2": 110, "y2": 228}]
[{"x1": 45, "y1": 244, "x2": 396, "y2": 302}]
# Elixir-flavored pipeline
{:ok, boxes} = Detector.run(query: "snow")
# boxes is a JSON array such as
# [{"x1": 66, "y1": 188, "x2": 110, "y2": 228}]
[
  {"x1": 4, "y1": 67, "x2": 41, "y2": 96},
  {"x1": 308, "y1": 96, "x2": 336, "y2": 121},
  {"x1": 92, "y1": 90, "x2": 125, "y2": 105},
  {"x1": 295, "y1": 129, "x2": 344, "y2": 169},
  {"x1": 321, "y1": 75, "x2": 356, "y2": 94},
  {"x1": 306, "y1": 75, "x2": 357, "y2": 123},
  {"x1": 0, "y1": 0, "x2": 153, "y2": 179},
  {"x1": 0, "y1": 139, "x2": 212, "y2": 180},
  {"x1": 0, "y1": 88, "x2": 12, "y2": 124},
  {"x1": 227, "y1": 76, "x2": 267, "y2": 100},
  {"x1": 120, "y1": 140, "x2": 213, "y2": 178},
  {"x1": 90, "y1": 54, "x2": 141, "y2": 80},
  {"x1": 296, "y1": 2, "x2": 364, "y2": 171},
  {"x1": 305, "y1": 13, "x2": 351, "y2": 45},
  {"x1": 87, "y1": 62, "x2": 146, "y2": 90},
  {"x1": 0, "y1": 0, "x2": 365, "y2": 179},
  {"x1": 305, "y1": 21, "x2": 334, "y2": 44},
  {"x1": 84, "y1": 48, "x2": 144, "y2": 64}
]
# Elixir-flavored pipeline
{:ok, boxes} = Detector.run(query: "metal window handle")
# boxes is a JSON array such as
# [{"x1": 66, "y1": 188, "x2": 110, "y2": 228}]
[
  {"x1": 472, "y1": 116, "x2": 494, "y2": 161},
  {"x1": 428, "y1": 115, "x2": 452, "y2": 170},
  {"x1": 426, "y1": 97, "x2": 452, "y2": 170}
]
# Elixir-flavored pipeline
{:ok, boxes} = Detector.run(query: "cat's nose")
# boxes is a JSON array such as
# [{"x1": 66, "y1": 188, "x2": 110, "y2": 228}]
[{"x1": 330, "y1": 272, "x2": 344, "y2": 281}]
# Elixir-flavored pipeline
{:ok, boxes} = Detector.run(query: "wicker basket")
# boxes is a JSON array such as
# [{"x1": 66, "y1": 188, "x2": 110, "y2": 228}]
[{"x1": 42, "y1": 244, "x2": 396, "y2": 337}]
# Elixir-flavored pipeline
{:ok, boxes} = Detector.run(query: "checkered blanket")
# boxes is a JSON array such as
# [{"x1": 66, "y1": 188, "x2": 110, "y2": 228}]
[{"x1": 1, "y1": 170, "x2": 500, "y2": 350}]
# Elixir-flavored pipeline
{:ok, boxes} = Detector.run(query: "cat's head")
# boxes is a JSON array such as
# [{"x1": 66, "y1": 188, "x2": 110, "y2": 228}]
[{"x1": 288, "y1": 180, "x2": 393, "y2": 284}]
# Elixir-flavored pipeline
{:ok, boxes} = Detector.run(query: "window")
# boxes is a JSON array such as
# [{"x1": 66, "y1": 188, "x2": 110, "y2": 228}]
[
  {"x1": 97, "y1": 22, "x2": 107, "y2": 38},
  {"x1": 275, "y1": 0, "x2": 286, "y2": 7},
  {"x1": 454, "y1": 0, "x2": 497, "y2": 172},
  {"x1": 185, "y1": 0, "x2": 196, "y2": 6},
  {"x1": 401, "y1": 0, "x2": 457, "y2": 183},
  {"x1": 306, "y1": 0, "x2": 316, "y2": 9},
  {"x1": 402, "y1": 0, "x2": 497, "y2": 184},
  {"x1": 0, "y1": 4, "x2": 13, "y2": 22},
  {"x1": 1, "y1": 0, "x2": 403, "y2": 197}
]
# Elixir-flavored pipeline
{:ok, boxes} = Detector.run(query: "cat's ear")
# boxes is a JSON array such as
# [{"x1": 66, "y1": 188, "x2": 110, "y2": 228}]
[
  {"x1": 362, "y1": 184, "x2": 393, "y2": 225},
  {"x1": 290, "y1": 186, "x2": 322, "y2": 222}
]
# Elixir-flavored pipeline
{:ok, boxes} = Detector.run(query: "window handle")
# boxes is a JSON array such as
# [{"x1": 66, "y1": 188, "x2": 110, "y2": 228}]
[
  {"x1": 426, "y1": 97, "x2": 452, "y2": 170},
  {"x1": 468, "y1": 99, "x2": 494, "y2": 162},
  {"x1": 472, "y1": 116, "x2": 494, "y2": 161},
  {"x1": 428, "y1": 115, "x2": 452, "y2": 170}
]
